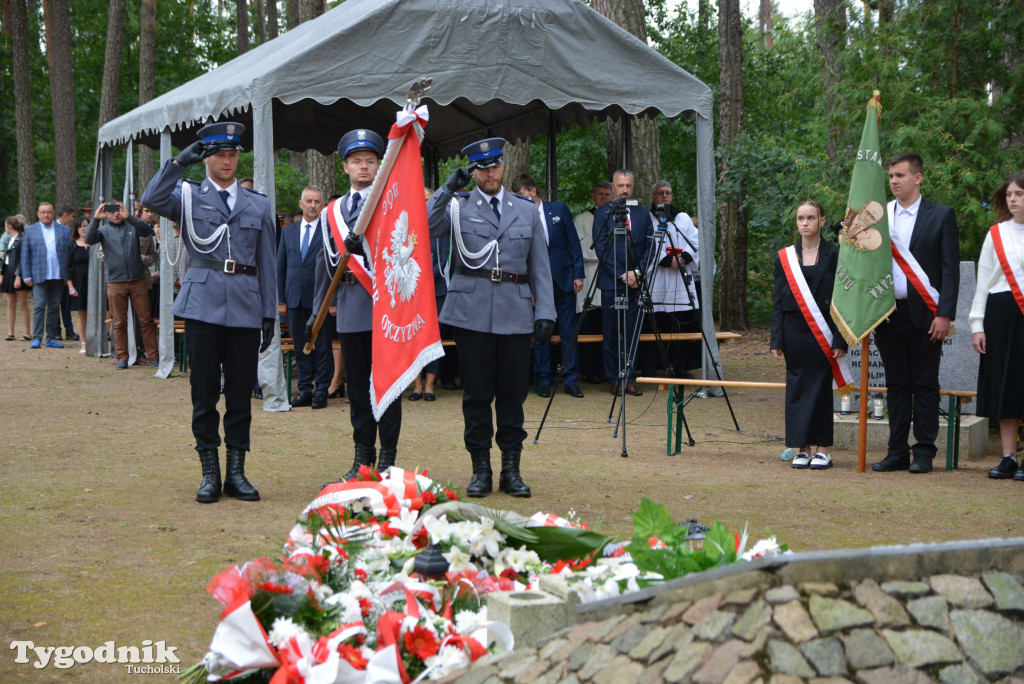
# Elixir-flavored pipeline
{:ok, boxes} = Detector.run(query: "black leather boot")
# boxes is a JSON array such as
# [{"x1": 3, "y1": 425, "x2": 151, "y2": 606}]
[
  {"x1": 223, "y1": 448, "x2": 260, "y2": 501},
  {"x1": 377, "y1": 447, "x2": 397, "y2": 474},
  {"x1": 498, "y1": 449, "x2": 531, "y2": 497},
  {"x1": 341, "y1": 444, "x2": 377, "y2": 481},
  {"x1": 196, "y1": 449, "x2": 221, "y2": 503},
  {"x1": 467, "y1": 449, "x2": 492, "y2": 498}
]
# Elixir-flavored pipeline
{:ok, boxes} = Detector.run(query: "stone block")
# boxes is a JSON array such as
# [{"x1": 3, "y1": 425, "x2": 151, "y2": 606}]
[
  {"x1": 630, "y1": 626, "x2": 670, "y2": 662},
  {"x1": 929, "y1": 575, "x2": 994, "y2": 608},
  {"x1": 833, "y1": 414, "x2": 987, "y2": 460},
  {"x1": 880, "y1": 629, "x2": 961, "y2": 668},
  {"x1": 577, "y1": 644, "x2": 617, "y2": 681},
  {"x1": 660, "y1": 601, "x2": 693, "y2": 626},
  {"x1": 949, "y1": 609, "x2": 1024, "y2": 675},
  {"x1": 684, "y1": 593, "x2": 725, "y2": 625},
  {"x1": 981, "y1": 571, "x2": 1024, "y2": 612},
  {"x1": 693, "y1": 639, "x2": 748, "y2": 684},
  {"x1": 857, "y1": 664, "x2": 934, "y2": 684},
  {"x1": 488, "y1": 590, "x2": 571, "y2": 650},
  {"x1": 732, "y1": 600, "x2": 772, "y2": 641},
  {"x1": 723, "y1": 660, "x2": 763, "y2": 684},
  {"x1": 938, "y1": 664, "x2": 988, "y2": 684},
  {"x1": 694, "y1": 610, "x2": 738, "y2": 641},
  {"x1": 663, "y1": 641, "x2": 713, "y2": 684},
  {"x1": 593, "y1": 655, "x2": 645, "y2": 684},
  {"x1": 765, "y1": 586, "x2": 800, "y2": 604},
  {"x1": 841, "y1": 628, "x2": 894, "y2": 669},
  {"x1": 808, "y1": 595, "x2": 875, "y2": 633},
  {"x1": 879, "y1": 581, "x2": 931, "y2": 597},
  {"x1": 611, "y1": 623, "x2": 650, "y2": 654},
  {"x1": 767, "y1": 639, "x2": 816, "y2": 678},
  {"x1": 906, "y1": 596, "x2": 950, "y2": 633},
  {"x1": 853, "y1": 579, "x2": 911, "y2": 627},
  {"x1": 648, "y1": 624, "x2": 695, "y2": 665},
  {"x1": 774, "y1": 600, "x2": 819, "y2": 642},
  {"x1": 800, "y1": 637, "x2": 847, "y2": 677},
  {"x1": 724, "y1": 588, "x2": 760, "y2": 606},
  {"x1": 799, "y1": 582, "x2": 839, "y2": 596}
]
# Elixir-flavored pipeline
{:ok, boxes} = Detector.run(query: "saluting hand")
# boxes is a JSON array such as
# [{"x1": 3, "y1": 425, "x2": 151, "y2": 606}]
[
  {"x1": 443, "y1": 166, "x2": 472, "y2": 194},
  {"x1": 174, "y1": 141, "x2": 208, "y2": 167}
]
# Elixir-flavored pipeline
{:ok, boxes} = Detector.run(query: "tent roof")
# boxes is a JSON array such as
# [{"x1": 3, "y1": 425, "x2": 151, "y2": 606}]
[{"x1": 98, "y1": 0, "x2": 712, "y2": 158}]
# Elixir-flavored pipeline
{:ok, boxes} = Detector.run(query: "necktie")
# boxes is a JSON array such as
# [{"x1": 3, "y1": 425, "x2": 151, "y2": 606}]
[
  {"x1": 219, "y1": 189, "x2": 230, "y2": 210},
  {"x1": 351, "y1": 192, "x2": 361, "y2": 217},
  {"x1": 300, "y1": 223, "x2": 311, "y2": 261},
  {"x1": 490, "y1": 197, "x2": 501, "y2": 221}
]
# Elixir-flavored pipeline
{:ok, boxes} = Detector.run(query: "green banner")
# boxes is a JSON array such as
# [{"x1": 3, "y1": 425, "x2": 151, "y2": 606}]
[{"x1": 831, "y1": 91, "x2": 895, "y2": 346}]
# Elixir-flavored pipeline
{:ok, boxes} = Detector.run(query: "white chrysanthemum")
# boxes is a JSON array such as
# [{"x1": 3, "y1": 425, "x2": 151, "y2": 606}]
[
  {"x1": 442, "y1": 546, "x2": 476, "y2": 572},
  {"x1": 425, "y1": 645, "x2": 470, "y2": 680},
  {"x1": 349, "y1": 580, "x2": 373, "y2": 599},
  {"x1": 325, "y1": 592, "x2": 362, "y2": 624},
  {"x1": 454, "y1": 606, "x2": 487, "y2": 636},
  {"x1": 266, "y1": 617, "x2": 308, "y2": 647},
  {"x1": 311, "y1": 582, "x2": 334, "y2": 603}
]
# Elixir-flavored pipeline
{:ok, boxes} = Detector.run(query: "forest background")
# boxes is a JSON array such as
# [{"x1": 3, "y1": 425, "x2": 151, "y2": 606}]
[{"x1": 1, "y1": 0, "x2": 1022, "y2": 327}]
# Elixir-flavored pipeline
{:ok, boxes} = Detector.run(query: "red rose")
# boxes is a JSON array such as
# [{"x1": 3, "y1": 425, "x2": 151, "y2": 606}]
[{"x1": 421, "y1": 491, "x2": 437, "y2": 505}]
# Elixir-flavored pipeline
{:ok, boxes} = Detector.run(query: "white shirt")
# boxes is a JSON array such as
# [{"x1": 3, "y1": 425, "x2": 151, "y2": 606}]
[
  {"x1": 474, "y1": 187, "x2": 505, "y2": 216},
  {"x1": 647, "y1": 211, "x2": 700, "y2": 311},
  {"x1": 968, "y1": 219, "x2": 1024, "y2": 333},
  {"x1": 890, "y1": 195, "x2": 922, "y2": 299},
  {"x1": 40, "y1": 222, "x2": 61, "y2": 280},
  {"x1": 208, "y1": 178, "x2": 239, "y2": 212},
  {"x1": 536, "y1": 200, "x2": 548, "y2": 245}
]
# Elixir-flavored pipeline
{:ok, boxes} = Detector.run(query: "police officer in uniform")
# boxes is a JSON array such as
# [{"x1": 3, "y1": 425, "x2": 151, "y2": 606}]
[
  {"x1": 427, "y1": 138, "x2": 555, "y2": 498},
  {"x1": 142, "y1": 122, "x2": 276, "y2": 503},
  {"x1": 312, "y1": 129, "x2": 403, "y2": 481}
]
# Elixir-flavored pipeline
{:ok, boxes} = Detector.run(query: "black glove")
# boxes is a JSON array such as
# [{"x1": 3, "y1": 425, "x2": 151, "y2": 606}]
[
  {"x1": 442, "y1": 166, "x2": 472, "y2": 194},
  {"x1": 681, "y1": 251, "x2": 694, "y2": 265},
  {"x1": 305, "y1": 313, "x2": 316, "y2": 345},
  {"x1": 534, "y1": 319, "x2": 555, "y2": 342},
  {"x1": 174, "y1": 141, "x2": 207, "y2": 167},
  {"x1": 344, "y1": 231, "x2": 364, "y2": 256},
  {"x1": 260, "y1": 318, "x2": 274, "y2": 353}
]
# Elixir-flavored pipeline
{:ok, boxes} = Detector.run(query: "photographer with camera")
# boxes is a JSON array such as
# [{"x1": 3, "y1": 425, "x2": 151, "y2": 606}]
[
  {"x1": 591, "y1": 170, "x2": 654, "y2": 396},
  {"x1": 84, "y1": 199, "x2": 159, "y2": 369}
]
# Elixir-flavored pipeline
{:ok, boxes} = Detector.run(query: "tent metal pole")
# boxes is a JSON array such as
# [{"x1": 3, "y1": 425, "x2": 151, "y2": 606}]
[
  {"x1": 695, "y1": 112, "x2": 723, "y2": 395},
  {"x1": 546, "y1": 111, "x2": 558, "y2": 201},
  {"x1": 155, "y1": 130, "x2": 174, "y2": 377},
  {"x1": 622, "y1": 113, "x2": 633, "y2": 170}
]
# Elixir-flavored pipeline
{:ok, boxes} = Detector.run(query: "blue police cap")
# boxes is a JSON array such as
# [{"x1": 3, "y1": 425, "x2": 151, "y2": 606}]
[
  {"x1": 338, "y1": 129, "x2": 384, "y2": 159},
  {"x1": 461, "y1": 138, "x2": 506, "y2": 168},
  {"x1": 197, "y1": 121, "x2": 246, "y2": 153}
]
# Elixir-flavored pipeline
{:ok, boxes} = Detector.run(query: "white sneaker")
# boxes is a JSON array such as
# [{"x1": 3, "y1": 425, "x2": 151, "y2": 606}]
[
  {"x1": 791, "y1": 452, "x2": 811, "y2": 469},
  {"x1": 809, "y1": 453, "x2": 833, "y2": 469}
]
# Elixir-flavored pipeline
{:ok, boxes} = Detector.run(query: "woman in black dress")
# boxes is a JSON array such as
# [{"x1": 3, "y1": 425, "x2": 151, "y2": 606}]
[
  {"x1": 64, "y1": 217, "x2": 91, "y2": 353},
  {"x1": 770, "y1": 201, "x2": 847, "y2": 470},
  {"x1": 1, "y1": 215, "x2": 31, "y2": 341}
]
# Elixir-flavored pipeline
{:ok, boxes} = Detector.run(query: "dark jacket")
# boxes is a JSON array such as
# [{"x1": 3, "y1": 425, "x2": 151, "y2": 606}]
[
  {"x1": 85, "y1": 215, "x2": 154, "y2": 283},
  {"x1": 770, "y1": 238, "x2": 848, "y2": 353},
  {"x1": 894, "y1": 199, "x2": 960, "y2": 328}
]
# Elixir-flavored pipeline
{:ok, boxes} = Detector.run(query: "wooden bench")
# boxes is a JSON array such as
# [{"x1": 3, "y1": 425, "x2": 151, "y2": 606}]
[{"x1": 636, "y1": 376, "x2": 976, "y2": 471}]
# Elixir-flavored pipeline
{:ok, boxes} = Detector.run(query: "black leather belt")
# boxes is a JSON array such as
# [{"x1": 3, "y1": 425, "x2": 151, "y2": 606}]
[
  {"x1": 340, "y1": 270, "x2": 358, "y2": 285},
  {"x1": 191, "y1": 257, "x2": 258, "y2": 276},
  {"x1": 454, "y1": 266, "x2": 529, "y2": 284},
  {"x1": 895, "y1": 299, "x2": 908, "y2": 308}
]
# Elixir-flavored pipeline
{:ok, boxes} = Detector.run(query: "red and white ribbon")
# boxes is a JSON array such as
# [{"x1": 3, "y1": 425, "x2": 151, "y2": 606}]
[
  {"x1": 326, "y1": 198, "x2": 375, "y2": 295},
  {"x1": 206, "y1": 599, "x2": 281, "y2": 681},
  {"x1": 778, "y1": 246, "x2": 853, "y2": 390},
  {"x1": 888, "y1": 202, "x2": 939, "y2": 315},
  {"x1": 303, "y1": 481, "x2": 402, "y2": 521},
  {"x1": 990, "y1": 222, "x2": 1024, "y2": 316}
]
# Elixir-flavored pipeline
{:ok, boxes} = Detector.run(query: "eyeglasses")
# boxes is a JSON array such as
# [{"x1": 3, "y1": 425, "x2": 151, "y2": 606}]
[{"x1": 653, "y1": 190, "x2": 673, "y2": 197}]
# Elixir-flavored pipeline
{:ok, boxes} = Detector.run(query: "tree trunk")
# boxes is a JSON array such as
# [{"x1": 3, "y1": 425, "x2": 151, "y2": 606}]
[
  {"x1": 267, "y1": 0, "x2": 278, "y2": 39},
  {"x1": 718, "y1": 0, "x2": 747, "y2": 331},
  {"x1": 236, "y1": 0, "x2": 249, "y2": 54},
  {"x1": 7, "y1": 0, "x2": 37, "y2": 217},
  {"x1": 878, "y1": 0, "x2": 895, "y2": 24},
  {"x1": 43, "y1": 0, "x2": 78, "y2": 211},
  {"x1": 592, "y1": 0, "x2": 660, "y2": 197},
  {"x1": 502, "y1": 139, "x2": 531, "y2": 185},
  {"x1": 814, "y1": 0, "x2": 846, "y2": 161},
  {"x1": 697, "y1": 0, "x2": 709, "y2": 34},
  {"x1": 287, "y1": 0, "x2": 299, "y2": 29},
  {"x1": 98, "y1": 0, "x2": 126, "y2": 129},
  {"x1": 759, "y1": 0, "x2": 773, "y2": 48},
  {"x1": 138, "y1": 0, "x2": 157, "y2": 192},
  {"x1": 253, "y1": 0, "x2": 266, "y2": 44}
]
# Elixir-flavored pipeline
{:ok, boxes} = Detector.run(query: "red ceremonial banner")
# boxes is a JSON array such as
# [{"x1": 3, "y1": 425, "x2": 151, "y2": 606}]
[{"x1": 362, "y1": 107, "x2": 444, "y2": 421}]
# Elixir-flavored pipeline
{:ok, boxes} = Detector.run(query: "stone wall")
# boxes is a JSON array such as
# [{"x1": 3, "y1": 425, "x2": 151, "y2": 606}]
[{"x1": 443, "y1": 538, "x2": 1024, "y2": 684}]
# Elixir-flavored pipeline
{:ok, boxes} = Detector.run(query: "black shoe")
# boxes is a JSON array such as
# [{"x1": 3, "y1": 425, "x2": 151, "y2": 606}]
[
  {"x1": 610, "y1": 381, "x2": 620, "y2": 395},
  {"x1": 423, "y1": 393, "x2": 436, "y2": 402},
  {"x1": 114, "y1": 359, "x2": 128, "y2": 370},
  {"x1": 409, "y1": 392, "x2": 422, "y2": 401},
  {"x1": 66, "y1": 332, "x2": 80, "y2": 341},
  {"x1": 565, "y1": 384, "x2": 584, "y2": 398},
  {"x1": 253, "y1": 386, "x2": 263, "y2": 399},
  {"x1": 339, "y1": 445, "x2": 376, "y2": 482},
  {"x1": 196, "y1": 449, "x2": 221, "y2": 503},
  {"x1": 441, "y1": 381, "x2": 457, "y2": 391},
  {"x1": 467, "y1": 450, "x2": 492, "y2": 498},
  {"x1": 537, "y1": 384, "x2": 551, "y2": 398},
  {"x1": 989, "y1": 456, "x2": 1019, "y2": 479},
  {"x1": 624, "y1": 383, "x2": 643, "y2": 396},
  {"x1": 311, "y1": 393, "x2": 327, "y2": 409},
  {"x1": 498, "y1": 449, "x2": 531, "y2": 497},
  {"x1": 223, "y1": 448, "x2": 260, "y2": 501},
  {"x1": 908, "y1": 455, "x2": 934, "y2": 474},
  {"x1": 377, "y1": 447, "x2": 397, "y2": 473},
  {"x1": 148, "y1": 358, "x2": 159, "y2": 368},
  {"x1": 872, "y1": 453, "x2": 910, "y2": 472},
  {"x1": 328, "y1": 385, "x2": 345, "y2": 399},
  {"x1": 291, "y1": 390, "x2": 313, "y2": 407}
]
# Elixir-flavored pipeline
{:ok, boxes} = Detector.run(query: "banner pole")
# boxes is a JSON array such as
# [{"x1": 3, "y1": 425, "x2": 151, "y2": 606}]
[{"x1": 858, "y1": 338, "x2": 869, "y2": 472}]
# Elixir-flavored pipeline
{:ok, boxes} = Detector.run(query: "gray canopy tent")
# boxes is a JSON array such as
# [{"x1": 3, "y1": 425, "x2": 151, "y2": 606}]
[{"x1": 95, "y1": 0, "x2": 722, "y2": 383}]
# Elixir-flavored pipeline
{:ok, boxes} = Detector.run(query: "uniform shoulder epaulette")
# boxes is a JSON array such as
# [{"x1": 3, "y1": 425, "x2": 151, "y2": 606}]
[
  {"x1": 454, "y1": 191, "x2": 470, "y2": 198},
  {"x1": 182, "y1": 178, "x2": 200, "y2": 186},
  {"x1": 241, "y1": 187, "x2": 267, "y2": 198},
  {"x1": 511, "y1": 192, "x2": 535, "y2": 204}
]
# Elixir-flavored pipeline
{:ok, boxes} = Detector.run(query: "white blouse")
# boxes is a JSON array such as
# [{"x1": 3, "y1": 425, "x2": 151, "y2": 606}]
[{"x1": 969, "y1": 219, "x2": 1024, "y2": 333}]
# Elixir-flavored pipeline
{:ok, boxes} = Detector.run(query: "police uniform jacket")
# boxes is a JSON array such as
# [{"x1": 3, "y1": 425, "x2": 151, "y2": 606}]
[
  {"x1": 312, "y1": 190, "x2": 373, "y2": 334},
  {"x1": 427, "y1": 186, "x2": 555, "y2": 334},
  {"x1": 141, "y1": 160, "x2": 276, "y2": 328}
]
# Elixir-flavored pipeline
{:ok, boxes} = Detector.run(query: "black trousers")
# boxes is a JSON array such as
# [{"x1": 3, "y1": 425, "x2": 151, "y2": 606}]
[
  {"x1": 185, "y1": 319, "x2": 259, "y2": 452},
  {"x1": 339, "y1": 331, "x2": 401, "y2": 450},
  {"x1": 287, "y1": 305, "x2": 334, "y2": 394},
  {"x1": 873, "y1": 305, "x2": 942, "y2": 458},
  {"x1": 453, "y1": 327, "x2": 531, "y2": 452},
  {"x1": 601, "y1": 288, "x2": 640, "y2": 383}
]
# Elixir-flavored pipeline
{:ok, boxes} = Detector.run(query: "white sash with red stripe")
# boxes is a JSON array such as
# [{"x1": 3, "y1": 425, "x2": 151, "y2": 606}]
[
  {"x1": 888, "y1": 200, "x2": 939, "y2": 315},
  {"x1": 990, "y1": 222, "x2": 1024, "y2": 316},
  {"x1": 324, "y1": 197, "x2": 374, "y2": 295},
  {"x1": 779, "y1": 246, "x2": 853, "y2": 390}
]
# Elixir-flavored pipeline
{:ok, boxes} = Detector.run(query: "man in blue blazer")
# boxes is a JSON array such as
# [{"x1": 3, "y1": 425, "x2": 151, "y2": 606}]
[
  {"x1": 591, "y1": 170, "x2": 654, "y2": 396},
  {"x1": 511, "y1": 174, "x2": 586, "y2": 398},
  {"x1": 22, "y1": 202, "x2": 71, "y2": 348},
  {"x1": 278, "y1": 186, "x2": 333, "y2": 409}
]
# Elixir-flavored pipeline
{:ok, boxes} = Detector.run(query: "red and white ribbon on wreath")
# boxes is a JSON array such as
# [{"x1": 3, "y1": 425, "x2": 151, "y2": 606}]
[
  {"x1": 990, "y1": 222, "x2": 1024, "y2": 317},
  {"x1": 326, "y1": 198, "x2": 374, "y2": 295},
  {"x1": 304, "y1": 481, "x2": 403, "y2": 521},
  {"x1": 778, "y1": 246, "x2": 853, "y2": 390},
  {"x1": 888, "y1": 201, "x2": 939, "y2": 315},
  {"x1": 206, "y1": 598, "x2": 281, "y2": 681}
]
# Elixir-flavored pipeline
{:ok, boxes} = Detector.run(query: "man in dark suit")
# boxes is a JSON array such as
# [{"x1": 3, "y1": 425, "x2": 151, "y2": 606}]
[
  {"x1": 591, "y1": 170, "x2": 654, "y2": 396},
  {"x1": 872, "y1": 152, "x2": 959, "y2": 474},
  {"x1": 22, "y1": 202, "x2": 72, "y2": 348},
  {"x1": 279, "y1": 186, "x2": 333, "y2": 409},
  {"x1": 511, "y1": 174, "x2": 585, "y2": 398},
  {"x1": 313, "y1": 128, "x2": 403, "y2": 482},
  {"x1": 427, "y1": 138, "x2": 556, "y2": 498},
  {"x1": 142, "y1": 121, "x2": 277, "y2": 503}
]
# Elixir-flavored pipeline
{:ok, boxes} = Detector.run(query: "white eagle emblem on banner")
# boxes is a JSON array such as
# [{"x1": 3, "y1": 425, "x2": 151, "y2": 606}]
[{"x1": 382, "y1": 210, "x2": 421, "y2": 308}]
